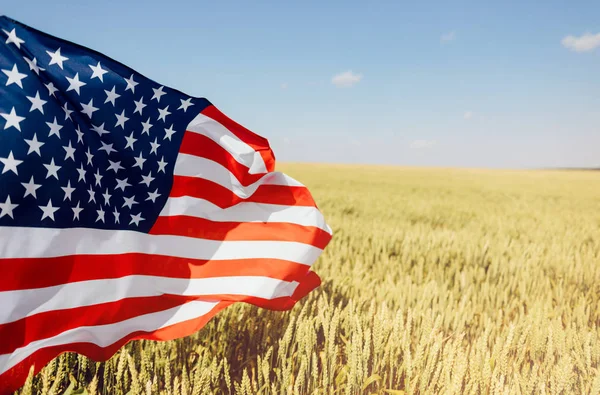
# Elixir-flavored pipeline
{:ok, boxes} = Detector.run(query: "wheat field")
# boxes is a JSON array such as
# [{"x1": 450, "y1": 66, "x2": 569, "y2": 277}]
[{"x1": 14, "y1": 164, "x2": 600, "y2": 394}]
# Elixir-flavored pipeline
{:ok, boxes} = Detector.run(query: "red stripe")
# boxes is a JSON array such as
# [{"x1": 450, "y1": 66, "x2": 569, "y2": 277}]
[
  {"x1": 201, "y1": 105, "x2": 275, "y2": 172},
  {"x1": 0, "y1": 271, "x2": 320, "y2": 395},
  {"x1": 179, "y1": 132, "x2": 265, "y2": 186},
  {"x1": 0, "y1": 254, "x2": 315, "y2": 292},
  {"x1": 169, "y1": 176, "x2": 317, "y2": 208},
  {"x1": 150, "y1": 216, "x2": 331, "y2": 249}
]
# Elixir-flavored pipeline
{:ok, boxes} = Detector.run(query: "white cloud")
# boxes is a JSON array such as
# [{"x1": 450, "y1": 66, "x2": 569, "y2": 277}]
[
  {"x1": 331, "y1": 71, "x2": 362, "y2": 87},
  {"x1": 440, "y1": 31, "x2": 456, "y2": 43},
  {"x1": 561, "y1": 32, "x2": 600, "y2": 52},
  {"x1": 464, "y1": 111, "x2": 474, "y2": 120},
  {"x1": 410, "y1": 139, "x2": 436, "y2": 149},
  {"x1": 280, "y1": 83, "x2": 288, "y2": 89}
]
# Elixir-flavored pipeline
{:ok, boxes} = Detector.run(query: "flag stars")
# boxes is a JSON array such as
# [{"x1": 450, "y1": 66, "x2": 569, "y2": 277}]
[
  {"x1": 72, "y1": 202, "x2": 83, "y2": 220},
  {"x1": 2, "y1": 64, "x2": 27, "y2": 88},
  {"x1": 133, "y1": 152, "x2": 146, "y2": 169},
  {"x1": 96, "y1": 207, "x2": 106, "y2": 223},
  {"x1": 62, "y1": 103, "x2": 74, "y2": 121},
  {"x1": 164, "y1": 125, "x2": 176, "y2": 141},
  {"x1": 107, "y1": 160, "x2": 124, "y2": 173},
  {"x1": 27, "y1": 92, "x2": 47, "y2": 114},
  {"x1": 113, "y1": 208, "x2": 121, "y2": 224},
  {"x1": 2, "y1": 28, "x2": 25, "y2": 48},
  {"x1": 75, "y1": 126, "x2": 84, "y2": 144},
  {"x1": 178, "y1": 98, "x2": 194, "y2": 112},
  {"x1": 151, "y1": 85, "x2": 166, "y2": 102},
  {"x1": 21, "y1": 176, "x2": 41, "y2": 199},
  {"x1": 76, "y1": 164, "x2": 86, "y2": 183},
  {"x1": 122, "y1": 195, "x2": 138, "y2": 210},
  {"x1": 24, "y1": 134, "x2": 44, "y2": 156},
  {"x1": 66, "y1": 72, "x2": 86, "y2": 95},
  {"x1": 104, "y1": 86, "x2": 120, "y2": 106},
  {"x1": 115, "y1": 110, "x2": 129, "y2": 129},
  {"x1": 61, "y1": 180, "x2": 75, "y2": 201},
  {"x1": 150, "y1": 138, "x2": 160, "y2": 155},
  {"x1": 23, "y1": 56, "x2": 45, "y2": 75},
  {"x1": 124, "y1": 74, "x2": 138, "y2": 93},
  {"x1": 133, "y1": 97, "x2": 147, "y2": 115},
  {"x1": 115, "y1": 177, "x2": 131, "y2": 192},
  {"x1": 157, "y1": 156, "x2": 168, "y2": 173},
  {"x1": 157, "y1": 105, "x2": 171, "y2": 122},
  {"x1": 140, "y1": 171, "x2": 154, "y2": 187},
  {"x1": 91, "y1": 122, "x2": 110, "y2": 136},
  {"x1": 81, "y1": 99, "x2": 99, "y2": 118},
  {"x1": 0, "y1": 151, "x2": 23, "y2": 175},
  {"x1": 86, "y1": 148, "x2": 94, "y2": 166},
  {"x1": 99, "y1": 141, "x2": 117, "y2": 155},
  {"x1": 124, "y1": 133, "x2": 137, "y2": 150},
  {"x1": 43, "y1": 158, "x2": 61, "y2": 179},
  {"x1": 46, "y1": 117, "x2": 63, "y2": 138},
  {"x1": 39, "y1": 200, "x2": 60, "y2": 221},
  {"x1": 63, "y1": 141, "x2": 76, "y2": 161},
  {"x1": 46, "y1": 47, "x2": 69, "y2": 69},
  {"x1": 94, "y1": 168, "x2": 103, "y2": 186},
  {"x1": 146, "y1": 189, "x2": 160, "y2": 203},
  {"x1": 45, "y1": 82, "x2": 58, "y2": 97},
  {"x1": 1, "y1": 107, "x2": 25, "y2": 131},
  {"x1": 129, "y1": 212, "x2": 144, "y2": 226},
  {"x1": 0, "y1": 196, "x2": 18, "y2": 219},
  {"x1": 102, "y1": 188, "x2": 112, "y2": 206},
  {"x1": 89, "y1": 61, "x2": 108, "y2": 82},
  {"x1": 87, "y1": 186, "x2": 96, "y2": 203},
  {"x1": 141, "y1": 117, "x2": 153, "y2": 134}
]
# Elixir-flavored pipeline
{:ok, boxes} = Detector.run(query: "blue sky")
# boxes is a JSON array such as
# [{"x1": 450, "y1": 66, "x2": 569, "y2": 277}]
[{"x1": 3, "y1": 0, "x2": 599, "y2": 169}]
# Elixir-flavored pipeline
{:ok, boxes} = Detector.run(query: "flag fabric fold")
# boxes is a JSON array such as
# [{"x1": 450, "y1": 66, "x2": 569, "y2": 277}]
[{"x1": 0, "y1": 16, "x2": 331, "y2": 394}]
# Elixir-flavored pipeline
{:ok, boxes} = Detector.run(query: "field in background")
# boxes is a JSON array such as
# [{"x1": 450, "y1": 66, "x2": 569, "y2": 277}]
[{"x1": 15, "y1": 164, "x2": 600, "y2": 394}]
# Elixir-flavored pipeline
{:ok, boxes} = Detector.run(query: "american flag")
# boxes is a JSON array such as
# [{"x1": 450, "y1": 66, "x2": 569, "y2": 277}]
[{"x1": 0, "y1": 16, "x2": 331, "y2": 393}]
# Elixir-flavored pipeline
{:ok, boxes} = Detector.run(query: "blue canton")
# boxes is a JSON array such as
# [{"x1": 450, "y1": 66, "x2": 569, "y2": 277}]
[{"x1": 0, "y1": 16, "x2": 210, "y2": 233}]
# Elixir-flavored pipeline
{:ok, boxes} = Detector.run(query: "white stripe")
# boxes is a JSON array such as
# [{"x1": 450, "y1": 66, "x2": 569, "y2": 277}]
[
  {"x1": 173, "y1": 154, "x2": 303, "y2": 198},
  {"x1": 0, "y1": 300, "x2": 219, "y2": 375},
  {"x1": 0, "y1": 275, "x2": 299, "y2": 325},
  {"x1": 0, "y1": 227, "x2": 323, "y2": 264},
  {"x1": 186, "y1": 113, "x2": 267, "y2": 174},
  {"x1": 159, "y1": 197, "x2": 330, "y2": 232}
]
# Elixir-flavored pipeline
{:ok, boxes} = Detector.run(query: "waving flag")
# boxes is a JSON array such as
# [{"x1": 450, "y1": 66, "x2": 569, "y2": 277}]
[{"x1": 0, "y1": 16, "x2": 331, "y2": 393}]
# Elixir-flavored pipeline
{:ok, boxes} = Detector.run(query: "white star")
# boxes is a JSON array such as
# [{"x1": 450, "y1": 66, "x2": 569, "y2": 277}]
[
  {"x1": 76, "y1": 164, "x2": 86, "y2": 183},
  {"x1": 24, "y1": 133, "x2": 44, "y2": 156},
  {"x1": 157, "y1": 156, "x2": 168, "y2": 173},
  {"x1": 81, "y1": 98, "x2": 99, "y2": 118},
  {"x1": 62, "y1": 103, "x2": 73, "y2": 121},
  {"x1": 96, "y1": 207, "x2": 106, "y2": 223},
  {"x1": 178, "y1": 98, "x2": 194, "y2": 112},
  {"x1": 133, "y1": 152, "x2": 146, "y2": 169},
  {"x1": 63, "y1": 141, "x2": 76, "y2": 161},
  {"x1": 133, "y1": 97, "x2": 147, "y2": 115},
  {"x1": 89, "y1": 61, "x2": 108, "y2": 82},
  {"x1": 157, "y1": 105, "x2": 171, "y2": 122},
  {"x1": 149, "y1": 138, "x2": 160, "y2": 155},
  {"x1": 26, "y1": 91, "x2": 47, "y2": 114},
  {"x1": 115, "y1": 110, "x2": 129, "y2": 129},
  {"x1": 91, "y1": 122, "x2": 110, "y2": 136},
  {"x1": 164, "y1": 124, "x2": 176, "y2": 141},
  {"x1": 146, "y1": 189, "x2": 161, "y2": 203},
  {"x1": 129, "y1": 212, "x2": 144, "y2": 226},
  {"x1": 66, "y1": 72, "x2": 86, "y2": 95},
  {"x1": 86, "y1": 148, "x2": 94, "y2": 166},
  {"x1": 124, "y1": 74, "x2": 138, "y2": 93},
  {"x1": 0, "y1": 151, "x2": 22, "y2": 175},
  {"x1": 23, "y1": 56, "x2": 45, "y2": 75},
  {"x1": 0, "y1": 196, "x2": 18, "y2": 219},
  {"x1": 151, "y1": 86, "x2": 166, "y2": 102},
  {"x1": 46, "y1": 47, "x2": 68, "y2": 69},
  {"x1": 21, "y1": 176, "x2": 41, "y2": 199},
  {"x1": 61, "y1": 180, "x2": 75, "y2": 201},
  {"x1": 122, "y1": 195, "x2": 138, "y2": 209},
  {"x1": 107, "y1": 160, "x2": 124, "y2": 173},
  {"x1": 72, "y1": 201, "x2": 83, "y2": 220},
  {"x1": 75, "y1": 126, "x2": 84, "y2": 144},
  {"x1": 87, "y1": 186, "x2": 96, "y2": 203},
  {"x1": 115, "y1": 177, "x2": 131, "y2": 192},
  {"x1": 43, "y1": 158, "x2": 61, "y2": 179},
  {"x1": 113, "y1": 207, "x2": 120, "y2": 224},
  {"x1": 39, "y1": 200, "x2": 59, "y2": 221},
  {"x1": 102, "y1": 188, "x2": 112, "y2": 206},
  {"x1": 124, "y1": 132, "x2": 137, "y2": 150},
  {"x1": 3, "y1": 28, "x2": 25, "y2": 48},
  {"x1": 99, "y1": 141, "x2": 117, "y2": 155},
  {"x1": 104, "y1": 86, "x2": 120, "y2": 106},
  {"x1": 46, "y1": 117, "x2": 63, "y2": 138},
  {"x1": 2, "y1": 64, "x2": 27, "y2": 88},
  {"x1": 141, "y1": 118, "x2": 153, "y2": 135},
  {"x1": 94, "y1": 168, "x2": 103, "y2": 186},
  {"x1": 140, "y1": 171, "x2": 154, "y2": 187},
  {"x1": 45, "y1": 82, "x2": 58, "y2": 97},
  {"x1": 1, "y1": 107, "x2": 25, "y2": 131}
]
